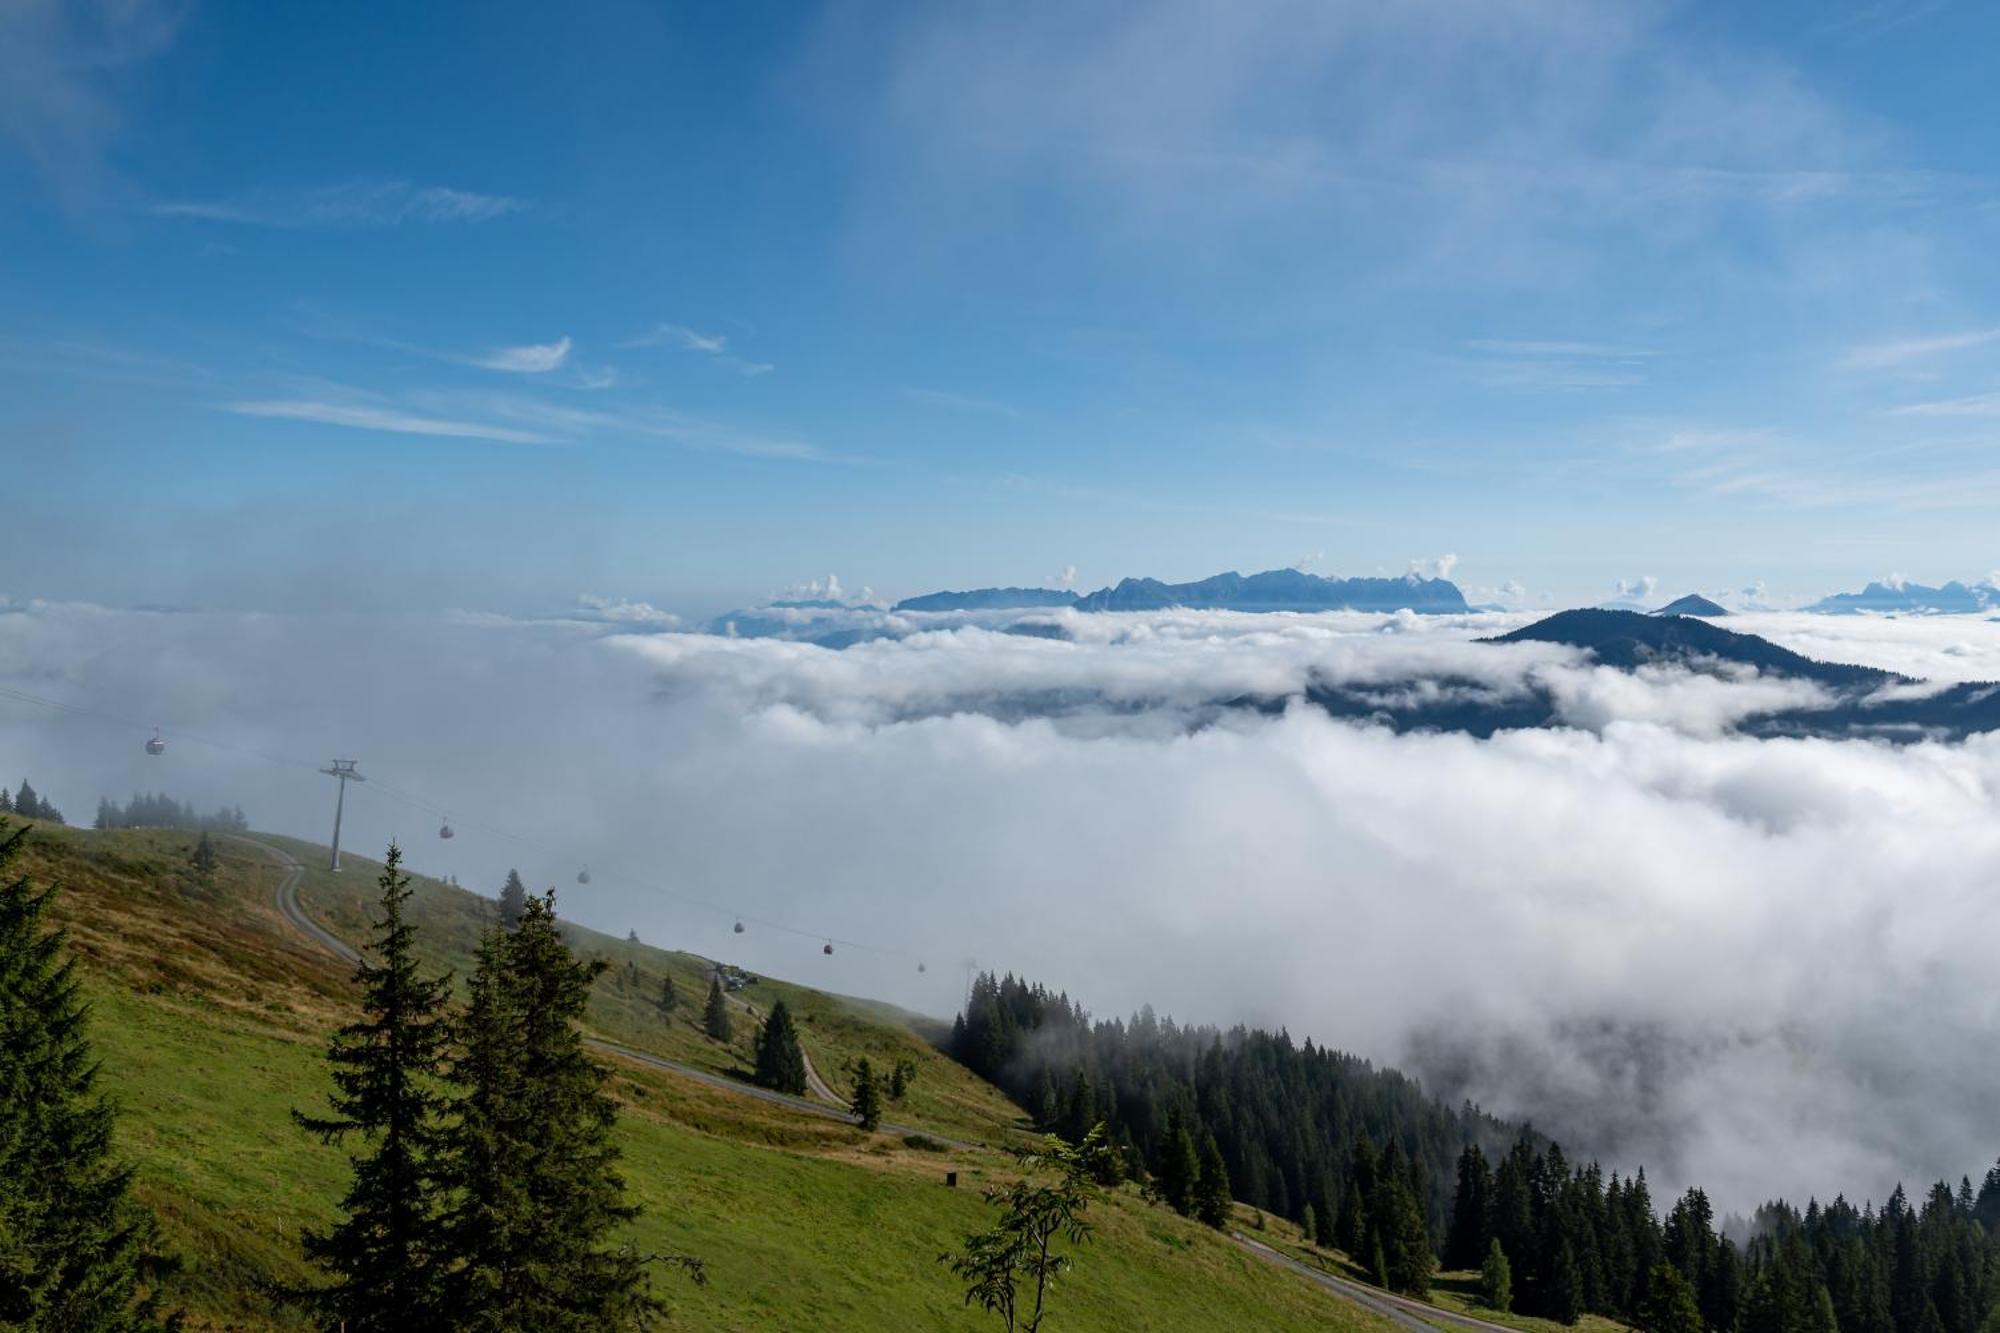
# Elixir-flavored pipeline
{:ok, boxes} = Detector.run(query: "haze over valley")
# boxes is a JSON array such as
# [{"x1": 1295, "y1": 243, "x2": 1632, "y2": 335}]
[
  {"x1": 9, "y1": 578, "x2": 2000, "y2": 1218},
  {"x1": 8, "y1": 3, "x2": 2000, "y2": 1328}
]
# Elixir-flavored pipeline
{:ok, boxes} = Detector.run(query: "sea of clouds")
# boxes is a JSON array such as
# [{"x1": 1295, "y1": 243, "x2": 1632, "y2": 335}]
[{"x1": 4, "y1": 595, "x2": 2000, "y2": 1213}]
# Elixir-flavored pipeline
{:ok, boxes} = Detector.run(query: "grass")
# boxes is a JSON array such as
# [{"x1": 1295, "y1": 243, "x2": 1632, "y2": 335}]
[
  {"x1": 255, "y1": 832, "x2": 1026, "y2": 1147},
  {"x1": 14, "y1": 817, "x2": 1403, "y2": 1332}
]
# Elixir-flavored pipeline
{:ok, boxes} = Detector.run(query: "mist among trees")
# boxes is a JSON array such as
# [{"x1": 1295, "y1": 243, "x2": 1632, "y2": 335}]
[
  {"x1": 949, "y1": 971, "x2": 2000, "y2": 1325},
  {"x1": 94, "y1": 791, "x2": 247, "y2": 833}
]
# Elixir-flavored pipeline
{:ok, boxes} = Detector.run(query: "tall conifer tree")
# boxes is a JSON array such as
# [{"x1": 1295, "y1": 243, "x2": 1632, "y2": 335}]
[
  {"x1": 703, "y1": 976, "x2": 732, "y2": 1042},
  {"x1": 1157, "y1": 1107, "x2": 1200, "y2": 1217},
  {"x1": 1195, "y1": 1133, "x2": 1233, "y2": 1229},
  {"x1": 1449, "y1": 1143, "x2": 1494, "y2": 1269},
  {"x1": 1481, "y1": 1239, "x2": 1515, "y2": 1312},
  {"x1": 0, "y1": 821, "x2": 175, "y2": 1330},
  {"x1": 850, "y1": 1057, "x2": 883, "y2": 1132},
  {"x1": 439, "y1": 892, "x2": 665, "y2": 1328},
  {"x1": 294, "y1": 842, "x2": 454, "y2": 1331},
  {"x1": 751, "y1": 999, "x2": 807, "y2": 1095},
  {"x1": 496, "y1": 870, "x2": 527, "y2": 928}
]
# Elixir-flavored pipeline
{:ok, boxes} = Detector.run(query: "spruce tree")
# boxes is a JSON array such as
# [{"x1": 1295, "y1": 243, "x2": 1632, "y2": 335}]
[
  {"x1": 1640, "y1": 1263, "x2": 1703, "y2": 1333},
  {"x1": 1034, "y1": 1069, "x2": 1059, "y2": 1131},
  {"x1": 439, "y1": 892, "x2": 672, "y2": 1329},
  {"x1": 293, "y1": 842, "x2": 455, "y2": 1331},
  {"x1": 187, "y1": 833, "x2": 219, "y2": 890},
  {"x1": 0, "y1": 820, "x2": 175, "y2": 1330},
  {"x1": 658, "y1": 975, "x2": 677, "y2": 1014},
  {"x1": 1705, "y1": 1236, "x2": 1743, "y2": 1332},
  {"x1": 1314, "y1": 1191, "x2": 1337, "y2": 1248},
  {"x1": 1449, "y1": 1143, "x2": 1494, "y2": 1269},
  {"x1": 1157, "y1": 1107, "x2": 1200, "y2": 1217},
  {"x1": 1302, "y1": 1204, "x2": 1318, "y2": 1248},
  {"x1": 751, "y1": 999, "x2": 808, "y2": 1095},
  {"x1": 1550, "y1": 1241, "x2": 1585, "y2": 1326},
  {"x1": 703, "y1": 976, "x2": 732, "y2": 1042},
  {"x1": 1338, "y1": 1182, "x2": 1369, "y2": 1255},
  {"x1": 1481, "y1": 1239, "x2": 1515, "y2": 1312},
  {"x1": 497, "y1": 869, "x2": 527, "y2": 928},
  {"x1": 1374, "y1": 1149, "x2": 1435, "y2": 1296},
  {"x1": 1196, "y1": 1133, "x2": 1232, "y2": 1229},
  {"x1": 1061, "y1": 1069, "x2": 1096, "y2": 1147},
  {"x1": 15, "y1": 781, "x2": 38, "y2": 821},
  {"x1": 850, "y1": 1057, "x2": 883, "y2": 1132}
]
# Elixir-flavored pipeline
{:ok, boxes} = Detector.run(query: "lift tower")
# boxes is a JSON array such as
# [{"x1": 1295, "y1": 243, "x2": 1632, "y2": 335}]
[{"x1": 320, "y1": 760, "x2": 365, "y2": 871}]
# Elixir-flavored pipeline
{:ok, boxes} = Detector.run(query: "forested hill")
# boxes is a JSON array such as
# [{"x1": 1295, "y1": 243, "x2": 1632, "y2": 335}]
[
  {"x1": 949, "y1": 972, "x2": 2000, "y2": 1333},
  {"x1": 946, "y1": 971, "x2": 1524, "y2": 1235}
]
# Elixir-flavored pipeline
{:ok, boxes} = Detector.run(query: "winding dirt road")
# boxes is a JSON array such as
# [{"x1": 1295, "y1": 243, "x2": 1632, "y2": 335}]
[{"x1": 799, "y1": 1048, "x2": 844, "y2": 1105}]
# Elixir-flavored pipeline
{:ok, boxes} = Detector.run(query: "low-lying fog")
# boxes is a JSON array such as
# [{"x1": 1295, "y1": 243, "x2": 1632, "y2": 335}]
[{"x1": 6, "y1": 594, "x2": 2000, "y2": 1212}]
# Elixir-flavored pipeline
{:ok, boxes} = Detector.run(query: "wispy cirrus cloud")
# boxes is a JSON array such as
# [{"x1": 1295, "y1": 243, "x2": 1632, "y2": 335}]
[
  {"x1": 1464, "y1": 339, "x2": 1657, "y2": 359},
  {"x1": 1838, "y1": 328, "x2": 2000, "y2": 372},
  {"x1": 287, "y1": 311, "x2": 609, "y2": 387},
  {"x1": 1460, "y1": 338, "x2": 1657, "y2": 391},
  {"x1": 152, "y1": 180, "x2": 527, "y2": 229},
  {"x1": 628, "y1": 323, "x2": 728, "y2": 354},
  {"x1": 902, "y1": 386, "x2": 1024, "y2": 418},
  {"x1": 221, "y1": 385, "x2": 840, "y2": 460},
  {"x1": 224, "y1": 398, "x2": 564, "y2": 445},
  {"x1": 465, "y1": 336, "x2": 571, "y2": 374},
  {"x1": 463, "y1": 394, "x2": 829, "y2": 459},
  {"x1": 625, "y1": 322, "x2": 773, "y2": 376},
  {"x1": 1887, "y1": 391, "x2": 2000, "y2": 418}
]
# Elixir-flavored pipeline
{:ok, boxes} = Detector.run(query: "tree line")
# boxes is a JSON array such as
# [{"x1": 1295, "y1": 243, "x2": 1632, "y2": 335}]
[
  {"x1": 947, "y1": 971, "x2": 1518, "y2": 1237},
  {"x1": 1, "y1": 779, "x2": 65, "y2": 824},
  {"x1": 1447, "y1": 1137, "x2": 2000, "y2": 1333},
  {"x1": 93, "y1": 791, "x2": 248, "y2": 833},
  {"x1": 948, "y1": 971, "x2": 2000, "y2": 1331}
]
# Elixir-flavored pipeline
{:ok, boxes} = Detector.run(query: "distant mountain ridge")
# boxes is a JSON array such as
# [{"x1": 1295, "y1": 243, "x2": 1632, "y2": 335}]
[
  {"x1": 1807, "y1": 579, "x2": 1999, "y2": 615},
  {"x1": 894, "y1": 567, "x2": 1470, "y2": 615},
  {"x1": 893, "y1": 587, "x2": 1080, "y2": 613}
]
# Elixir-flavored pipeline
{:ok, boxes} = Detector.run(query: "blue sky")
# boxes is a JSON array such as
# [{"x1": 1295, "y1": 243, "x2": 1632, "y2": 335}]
[{"x1": 6, "y1": 0, "x2": 2000, "y2": 614}]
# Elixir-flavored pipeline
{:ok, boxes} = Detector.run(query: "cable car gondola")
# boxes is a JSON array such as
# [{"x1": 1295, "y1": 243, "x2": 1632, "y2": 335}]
[
  {"x1": 439, "y1": 819, "x2": 455, "y2": 839},
  {"x1": 822, "y1": 941, "x2": 834, "y2": 956},
  {"x1": 918, "y1": 961, "x2": 927, "y2": 973},
  {"x1": 732, "y1": 920, "x2": 745, "y2": 934},
  {"x1": 577, "y1": 867, "x2": 591, "y2": 885},
  {"x1": 145, "y1": 729, "x2": 166, "y2": 756}
]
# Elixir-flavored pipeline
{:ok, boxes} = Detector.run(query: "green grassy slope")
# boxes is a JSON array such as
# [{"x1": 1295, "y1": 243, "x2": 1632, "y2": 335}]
[
  {"x1": 255, "y1": 832, "x2": 1020, "y2": 1146},
  {"x1": 15, "y1": 818, "x2": 1399, "y2": 1332}
]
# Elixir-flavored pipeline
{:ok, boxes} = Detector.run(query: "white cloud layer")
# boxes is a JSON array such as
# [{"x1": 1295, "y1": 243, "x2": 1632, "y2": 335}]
[{"x1": 5, "y1": 598, "x2": 2000, "y2": 1211}]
